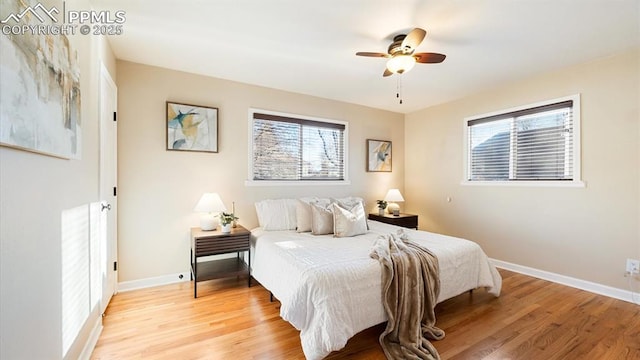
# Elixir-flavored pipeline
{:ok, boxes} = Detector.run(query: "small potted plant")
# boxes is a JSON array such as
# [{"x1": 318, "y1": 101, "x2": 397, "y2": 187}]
[
  {"x1": 219, "y1": 212, "x2": 239, "y2": 233},
  {"x1": 376, "y1": 200, "x2": 387, "y2": 216}
]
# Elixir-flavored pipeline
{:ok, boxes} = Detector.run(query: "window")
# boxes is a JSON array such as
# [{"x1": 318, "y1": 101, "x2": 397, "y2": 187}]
[
  {"x1": 61, "y1": 203, "x2": 101, "y2": 357},
  {"x1": 464, "y1": 95, "x2": 582, "y2": 185},
  {"x1": 249, "y1": 109, "x2": 347, "y2": 184}
]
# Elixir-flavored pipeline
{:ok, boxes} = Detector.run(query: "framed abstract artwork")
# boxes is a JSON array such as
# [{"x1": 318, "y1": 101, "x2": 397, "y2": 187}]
[
  {"x1": 166, "y1": 102, "x2": 218, "y2": 153},
  {"x1": 367, "y1": 139, "x2": 392, "y2": 172},
  {"x1": 0, "y1": 9, "x2": 81, "y2": 159}
]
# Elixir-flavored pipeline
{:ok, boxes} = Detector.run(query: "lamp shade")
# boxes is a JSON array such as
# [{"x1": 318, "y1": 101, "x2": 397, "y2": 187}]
[
  {"x1": 384, "y1": 189, "x2": 404, "y2": 215},
  {"x1": 194, "y1": 193, "x2": 227, "y2": 231},
  {"x1": 386, "y1": 55, "x2": 416, "y2": 74},
  {"x1": 194, "y1": 193, "x2": 227, "y2": 213},
  {"x1": 384, "y1": 189, "x2": 405, "y2": 202}
]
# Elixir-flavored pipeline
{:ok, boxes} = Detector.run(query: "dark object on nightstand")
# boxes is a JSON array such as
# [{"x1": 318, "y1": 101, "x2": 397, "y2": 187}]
[
  {"x1": 190, "y1": 225, "x2": 251, "y2": 298},
  {"x1": 368, "y1": 213, "x2": 418, "y2": 229}
]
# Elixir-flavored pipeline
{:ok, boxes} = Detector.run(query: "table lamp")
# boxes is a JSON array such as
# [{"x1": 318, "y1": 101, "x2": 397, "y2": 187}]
[
  {"x1": 194, "y1": 193, "x2": 227, "y2": 231},
  {"x1": 384, "y1": 189, "x2": 404, "y2": 216}
]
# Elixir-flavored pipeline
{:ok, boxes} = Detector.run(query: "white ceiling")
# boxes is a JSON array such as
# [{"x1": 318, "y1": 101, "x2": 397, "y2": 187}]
[{"x1": 91, "y1": 0, "x2": 640, "y2": 113}]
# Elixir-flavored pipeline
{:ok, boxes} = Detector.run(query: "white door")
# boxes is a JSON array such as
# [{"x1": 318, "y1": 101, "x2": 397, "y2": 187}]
[{"x1": 99, "y1": 64, "x2": 118, "y2": 314}]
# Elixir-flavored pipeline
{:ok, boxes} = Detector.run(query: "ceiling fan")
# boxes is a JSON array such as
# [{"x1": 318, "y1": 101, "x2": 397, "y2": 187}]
[{"x1": 356, "y1": 28, "x2": 446, "y2": 77}]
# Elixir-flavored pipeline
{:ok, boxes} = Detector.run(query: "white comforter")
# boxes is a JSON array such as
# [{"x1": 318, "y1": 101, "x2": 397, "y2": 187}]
[{"x1": 250, "y1": 221, "x2": 502, "y2": 360}]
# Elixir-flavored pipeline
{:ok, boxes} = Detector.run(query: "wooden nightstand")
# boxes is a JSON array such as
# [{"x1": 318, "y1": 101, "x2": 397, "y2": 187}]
[
  {"x1": 368, "y1": 213, "x2": 418, "y2": 229},
  {"x1": 190, "y1": 225, "x2": 251, "y2": 298}
]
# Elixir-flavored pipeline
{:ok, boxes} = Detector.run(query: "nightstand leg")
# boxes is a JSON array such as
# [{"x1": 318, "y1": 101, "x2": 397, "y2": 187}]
[
  {"x1": 190, "y1": 249, "x2": 193, "y2": 281},
  {"x1": 248, "y1": 250, "x2": 251, "y2": 287},
  {"x1": 194, "y1": 259, "x2": 197, "y2": 298}
]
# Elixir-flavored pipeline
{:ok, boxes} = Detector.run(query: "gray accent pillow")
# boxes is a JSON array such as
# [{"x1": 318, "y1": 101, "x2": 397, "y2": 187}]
[
  {"x1": 296, "y1": 199, "x2": 313, "y2": 233},
  {"x1": 311, "y1": 202, "x2": 334, "y2": 235}
]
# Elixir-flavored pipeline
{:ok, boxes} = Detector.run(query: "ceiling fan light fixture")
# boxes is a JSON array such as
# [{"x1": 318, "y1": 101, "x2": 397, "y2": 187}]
[{"x1": 386, "y1": 55, "x2": 416, "y2": 74}]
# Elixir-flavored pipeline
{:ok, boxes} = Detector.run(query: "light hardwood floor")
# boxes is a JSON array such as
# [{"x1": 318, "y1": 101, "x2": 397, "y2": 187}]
[{"x1": 91, "y1": 269, "x2": 640, "y2": 359}]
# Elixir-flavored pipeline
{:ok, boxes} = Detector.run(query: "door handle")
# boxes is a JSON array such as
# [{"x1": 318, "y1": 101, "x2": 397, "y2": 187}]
[{"x1": 101, "y1": 203, "x2": 112, "y2": 212}]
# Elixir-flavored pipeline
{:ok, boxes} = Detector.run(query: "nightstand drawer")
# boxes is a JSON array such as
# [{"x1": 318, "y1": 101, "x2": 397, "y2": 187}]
[{"x1": 195, "y1": 235, "x2": 249, "y2": 255}]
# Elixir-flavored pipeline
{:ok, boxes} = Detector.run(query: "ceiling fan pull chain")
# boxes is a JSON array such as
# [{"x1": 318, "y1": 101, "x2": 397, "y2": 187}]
[{"x1": 397, "y1": 75, "x2": 403, "y2": 104}]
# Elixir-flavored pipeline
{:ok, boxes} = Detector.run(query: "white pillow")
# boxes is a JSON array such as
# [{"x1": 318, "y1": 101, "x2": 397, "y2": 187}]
[
  {"x1": 255, "y1": 199, "x2": 297, "y2": 230},
  {"x1": 332, "y1": 196, "x2": 369, "y2": 230},
  {"x1": 311, "y1": 202, "x2": 334, "y2": 235},
  {"x1": 296, "y1": 199, "x2": 313, "y2": 232},
  {"x1": 297, "y1": 197, "x2": 332, "y2": 232},
  {"x1": 332, "y1": 196, "x2": 365, "y2": 209},
  {"x1": 331, "y1": 202, "x2": 367, "y2": 238}
]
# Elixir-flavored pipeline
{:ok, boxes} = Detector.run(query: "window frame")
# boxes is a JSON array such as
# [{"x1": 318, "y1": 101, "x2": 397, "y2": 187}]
[
  {"x1": 246, "y1": 108, "x2": 350, "y2": 186},
  {"x1": 462, "y1": 94, "x2": 584, "y2": 187}
]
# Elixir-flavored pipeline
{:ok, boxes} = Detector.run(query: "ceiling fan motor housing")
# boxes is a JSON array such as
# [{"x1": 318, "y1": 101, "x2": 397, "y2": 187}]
[{"x1": 388, "y1": 34, "x2": 413, "y2": 55}]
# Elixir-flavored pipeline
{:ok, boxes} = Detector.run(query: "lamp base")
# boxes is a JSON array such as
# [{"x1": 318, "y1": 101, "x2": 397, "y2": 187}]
[
  {"x1": 387, "y1": 202, "x2": 400, "y2": 215},
  {"x1": 200, "y1": 214, "x2": 219, "y2": 231}
]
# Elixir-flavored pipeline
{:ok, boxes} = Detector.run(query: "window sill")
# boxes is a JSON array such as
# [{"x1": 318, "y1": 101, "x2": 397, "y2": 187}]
[
  {"x1": 460, "y1": 180, "x2": 586, "y2": 188},
  {"x1": 245, "y1": 180, "x2": 352, "y2": 187}
]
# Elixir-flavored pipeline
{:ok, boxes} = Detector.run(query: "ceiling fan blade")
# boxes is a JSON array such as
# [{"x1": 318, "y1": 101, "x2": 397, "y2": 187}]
[
  {"x1": 383, "y1": 69, "x2": 393, "y2": 77},
  {"x1": 414, "y1": 52, "x2": 446, "y2": 63},
  {"x1": 356, "y1": 52, "x2": 390, "y2": 58},
  {"x1": 401, "y1": 28, "x2": 426, "y2": 51}
]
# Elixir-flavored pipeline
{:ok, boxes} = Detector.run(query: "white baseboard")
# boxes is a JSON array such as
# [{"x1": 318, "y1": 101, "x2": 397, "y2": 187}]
[
  {"x1": 491, "y1": 258, "x2": 640, "y2": 305},
  {"x1": 116, "y1": 260, "x2": 640, "y2": 305},
  {"x1": 118, "y1": 254, "x2": 242, "y2": 292},
  {"x1": 78, "y1": 316, "x2": 103, "y2": 360},
  {"x1": 118, "y1": 271, "x2": 190, "y2": 292}
]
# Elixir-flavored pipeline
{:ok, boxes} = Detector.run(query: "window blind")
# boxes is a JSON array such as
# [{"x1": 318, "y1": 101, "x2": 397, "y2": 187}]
[
  {"x1": 61, "y1": 205, "x2": 90, "y2": 357},
  {"x1": 468, "y1": 100, "x2": 574, "y2": 181},
  {"x1": 252, "y1": 112, "x2": 345, "y2": 181},
  {"x1": 61, "y1": 203, "x2": 102, "y2": 357}
]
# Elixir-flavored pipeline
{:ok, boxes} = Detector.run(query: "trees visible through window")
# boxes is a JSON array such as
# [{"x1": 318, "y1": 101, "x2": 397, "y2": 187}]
[
  {"x1": 466, "y1": 96, "x2": 579, "y2": 182},
  {"x1": 251, "y1": 110, "x2": 346, "y2": 181}
]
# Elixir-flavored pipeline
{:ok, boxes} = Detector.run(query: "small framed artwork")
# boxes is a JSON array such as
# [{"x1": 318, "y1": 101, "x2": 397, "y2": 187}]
[
  {"x1": 166, "y1": 101, "x2": 218, "y2": 153},
  {"x1": 367, "y1": 139, "x2": 392, "y2": 172}
]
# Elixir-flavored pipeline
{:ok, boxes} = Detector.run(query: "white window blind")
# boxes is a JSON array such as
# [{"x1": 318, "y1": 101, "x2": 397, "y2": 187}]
[
  {"x1": 61, "y1": 203, "x2": 102, "y2": 357},
  {"x1": 251, "y1": 111, "x2": 345, "y2": 181},
  {"x1": 61, "y1": 205, "x2": 90, "y2": 357},
  {"x1": 467, "y1": 99, "x2": 576, "y2": 181}
]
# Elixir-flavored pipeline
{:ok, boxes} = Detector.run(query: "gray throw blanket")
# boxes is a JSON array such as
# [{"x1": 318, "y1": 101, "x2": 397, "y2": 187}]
[{"x1": 370, "y1": 230, "x2": 445, "y2": 360}]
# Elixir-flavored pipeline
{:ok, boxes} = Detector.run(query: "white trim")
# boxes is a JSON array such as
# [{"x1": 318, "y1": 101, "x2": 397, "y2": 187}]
[
  {"x1": 462, "y1": 94, "x2": 582, "y2": 185},
  {"x1": 245, "y1": 179, "x2": 351, "y2": 187},
  {"x1": 491, "y1": 258, "x2": 640, "y2": 305},
  {"x1": 98, "y1": 62, "x2": 119, "y2": 315},
  {"x1": 118, "y1": 271, "x2": 190, "y2": 292},
  {"x1": 247, "y1": 108, "x2": 349, "y2": 185},
  {"x1": 77, "y1": 316, "x2": 103, "y2": 360},
  {"x1": 118, "y1": 260, "x2": 639, "y2": 304},
  {"x1": 461, "y1": 180, "x2": 585, "y2": 188},
  {"x1": 571, "y1": 94, "x2": 582, "y2": 181}
]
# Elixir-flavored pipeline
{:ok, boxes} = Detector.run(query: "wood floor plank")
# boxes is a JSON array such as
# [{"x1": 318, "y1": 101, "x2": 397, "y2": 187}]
[{"x1": 91, "y1": 270, "x2": 640, "y2": 359}]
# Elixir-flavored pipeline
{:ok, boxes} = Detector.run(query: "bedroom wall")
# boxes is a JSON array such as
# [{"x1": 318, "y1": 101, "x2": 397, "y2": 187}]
[
  {"x1": 0, "y1": 0, "x2": 117, "y2": 358},
  {"x1": 404, "y1": 48, "x2": 639, "y2": 292},
  {"x1": 116, "y1": 60, "x2": 404, "y2": 283}
]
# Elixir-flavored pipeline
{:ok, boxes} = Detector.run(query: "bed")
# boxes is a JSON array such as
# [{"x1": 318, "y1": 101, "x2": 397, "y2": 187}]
[{"x1": 250, "y1": 219, "x2": 502, "y2": 360}]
